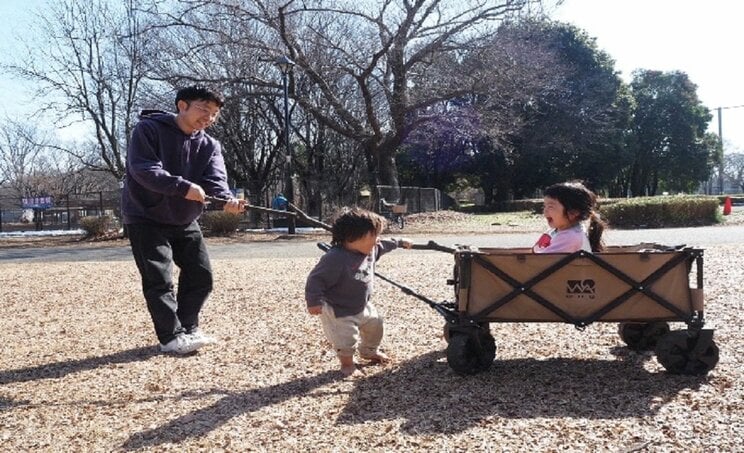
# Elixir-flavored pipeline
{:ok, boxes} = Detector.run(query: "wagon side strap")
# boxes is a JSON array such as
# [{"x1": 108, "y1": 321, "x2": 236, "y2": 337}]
[
  {"x1": 469, "y1": 252, "x2": 581, "y2": 323},
  {"x1": 579, "y1": 250, "x2": 695, "y2": 324}
]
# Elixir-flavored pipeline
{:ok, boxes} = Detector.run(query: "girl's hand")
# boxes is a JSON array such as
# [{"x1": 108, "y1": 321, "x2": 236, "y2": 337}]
[{"x1": 307, "y1": 305, "x2": 322, "y2": 315}]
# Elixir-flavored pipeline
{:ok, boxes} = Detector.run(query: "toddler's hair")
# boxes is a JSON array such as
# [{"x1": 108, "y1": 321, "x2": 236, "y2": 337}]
[
  {"x1": 544, "y1": 181, "x2": 607, "y2": 252},
  {"x1": 331, "y1": 207, "x2": 386, "y2": 245}
]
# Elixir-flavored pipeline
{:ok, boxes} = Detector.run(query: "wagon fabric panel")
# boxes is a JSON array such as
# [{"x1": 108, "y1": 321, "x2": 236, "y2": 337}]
[{"x1": 458, "y1": 247, "x2": 699, "y2": 324}]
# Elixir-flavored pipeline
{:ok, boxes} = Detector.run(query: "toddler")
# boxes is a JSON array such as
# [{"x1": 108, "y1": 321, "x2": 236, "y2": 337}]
[{"x1": 305, "y1": 207, "x2": 412, "y2": 376}]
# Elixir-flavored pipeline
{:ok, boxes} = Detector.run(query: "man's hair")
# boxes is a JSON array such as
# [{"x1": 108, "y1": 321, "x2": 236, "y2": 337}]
[
  {"x1": 331, "y1": 207, "x2": 386, "y2": 245},
  {"x1": 175, "y1": 86, "x2": 225, "y2": 110}
]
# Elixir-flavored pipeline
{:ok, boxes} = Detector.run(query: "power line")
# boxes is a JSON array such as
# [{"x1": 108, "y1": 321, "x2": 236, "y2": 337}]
[{"x1": 715, "y1": 104, "x2": 744, "y2": 110}]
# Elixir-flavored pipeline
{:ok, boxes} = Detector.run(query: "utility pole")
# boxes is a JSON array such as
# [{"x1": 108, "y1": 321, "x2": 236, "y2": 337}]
[
  {"x1": 715, "y1": 104, "x2": 744, "y2": 195},
  {"x1": 275, "y1": 55, "x2": 296, "y2": 234},
  {"x1": 718, "y1": 107, "x2": 723, "y2": 195}
]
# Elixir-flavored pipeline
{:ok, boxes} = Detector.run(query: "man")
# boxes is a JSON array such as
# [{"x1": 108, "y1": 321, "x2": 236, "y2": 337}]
[{"x1": 121, "y1": 86, "x2": 244, "y2": 354}]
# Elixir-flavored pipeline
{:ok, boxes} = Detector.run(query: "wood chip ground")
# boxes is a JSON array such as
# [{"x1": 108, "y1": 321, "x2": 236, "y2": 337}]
[{"x1": 1, "y1": 213, "x2": 741, "y2": 451}]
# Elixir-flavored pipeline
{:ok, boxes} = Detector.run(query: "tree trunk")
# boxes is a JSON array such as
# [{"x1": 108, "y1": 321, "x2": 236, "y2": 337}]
[
  {"x1": 378, "y1": 154, "x2": 401, "y2": 200},
  {"x1": 362, "y1": 133, "x2": 404, "y2": 207},
  {"x1": 246, "y1": 180, "x2": 264, "y2": 228},
  {"x1": 481, "y1": 180, "x2": 494, "y2": 207}
]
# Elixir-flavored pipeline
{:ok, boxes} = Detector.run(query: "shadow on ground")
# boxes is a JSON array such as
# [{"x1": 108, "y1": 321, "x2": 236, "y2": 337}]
[
  {"x1": 120, "y1": 370, "x2": 340, "y2": 451},
  {"x1": 337, "y1": 350, "x2": 706, "y2": 434},
  {"x1": 0, "y1": 346, "x2": 158, "y2": 386},
  {"x1": 118, "y1": 346, "x2": 705, "y2": 449}
]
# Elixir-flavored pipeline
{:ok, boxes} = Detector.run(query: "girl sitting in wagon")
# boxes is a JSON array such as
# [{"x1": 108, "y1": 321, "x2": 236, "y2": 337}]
[{"x1": 533, "y1": 181, "x2": 607, "y2": 254}]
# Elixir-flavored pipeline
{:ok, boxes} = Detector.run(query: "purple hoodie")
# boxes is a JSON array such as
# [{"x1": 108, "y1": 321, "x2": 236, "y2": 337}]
[{"x1": 121, "y1": 111, "x2": 232, "y2": 225}]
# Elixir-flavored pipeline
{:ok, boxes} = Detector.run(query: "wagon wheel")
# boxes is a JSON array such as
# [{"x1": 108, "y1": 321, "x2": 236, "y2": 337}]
[
  {"x1": 618, "y1": 321, "x2": 670, "y2": 351},
  {"x1": 443, "y1": 322, "x2": 452, "y2": 342},
  {"x1": 443, "y1": 322, "x2": 489, "y2": 344},
  {"x1": 446, "y1": 329, "x2": 496, "y2": 375},
  {"x1": 655, "y1": 330, "x2": 719, "y2": 375}
]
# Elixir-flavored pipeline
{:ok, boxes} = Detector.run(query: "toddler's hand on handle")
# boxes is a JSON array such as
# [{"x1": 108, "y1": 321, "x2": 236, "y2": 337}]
[
  {"x1": 397, "y1": 238, "x2": 413, "y2": 249},
  {"x1": 307, "y1": 305, "x2": 322, "y2": 315},
  {"x1": 223, "y1": 198, "x2": 246, "y2": 214}
]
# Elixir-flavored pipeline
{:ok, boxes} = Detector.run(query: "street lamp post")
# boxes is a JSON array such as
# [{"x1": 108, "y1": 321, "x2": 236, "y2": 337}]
[{"x1": 275, "y1": 55, "x2": 296, "y2": 234}]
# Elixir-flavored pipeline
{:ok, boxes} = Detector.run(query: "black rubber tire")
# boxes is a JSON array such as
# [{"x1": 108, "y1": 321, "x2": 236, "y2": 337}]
[
  {"x1": 443, "y1": 322, "x2": 451, "y2": 343},
  {"x1": 618, "y1": 321, "x2": 670, "y2": 351},
  {"x1": 444, "y1": 322, "x2": 490, "y2": 344},
  {"x1": 446, "y1": 330, "x2": 496, "y2": 375},
  {"x1": 655, "y1": 330, "x2": 719, "y2": 375}
]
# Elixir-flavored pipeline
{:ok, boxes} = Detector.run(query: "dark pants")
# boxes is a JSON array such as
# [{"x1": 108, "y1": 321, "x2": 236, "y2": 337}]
[{"x1": 127, "y1": 221, "x2": 213, "y2": 344}]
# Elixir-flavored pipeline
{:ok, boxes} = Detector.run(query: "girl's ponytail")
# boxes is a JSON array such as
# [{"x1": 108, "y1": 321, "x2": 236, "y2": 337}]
[{"x1": 587, "y1": 211, "x2": 607, "y2": 252}]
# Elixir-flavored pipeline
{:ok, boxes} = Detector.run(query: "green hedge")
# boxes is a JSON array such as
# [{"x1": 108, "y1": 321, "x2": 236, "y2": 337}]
[
  {"x1": 600, "y1": 196, "x2": 721, "y2": 228},
  {"x1": 201, "y1": 211, "x2": 242, "y2": 236},
  {"x1": 481, "y1": 197, "x2": 622, "y2": 214},
  {"x1": 717, "y1": 195, "x2": 744, "y2": 204}
]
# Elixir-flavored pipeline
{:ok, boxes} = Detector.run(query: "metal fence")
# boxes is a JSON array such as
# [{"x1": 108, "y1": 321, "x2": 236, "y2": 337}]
[
  {"x1": 376, "y1": 185, "x2": 455, "y2": 213},
  {"x1": 0, "y1": 191, "x2": 121, "y2": 233},
  {"x1": 0, "y1": 186, "x2": 455, "y2": 233}
]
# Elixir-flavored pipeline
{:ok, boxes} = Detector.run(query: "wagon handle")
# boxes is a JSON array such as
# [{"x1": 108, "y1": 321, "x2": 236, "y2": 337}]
[
  {"x1": 316, "y1": 239, "x2": 455, "y2": 254},
  {"x1": 315, "y1": 242, "x2": 458, "y2": 322},
  {"x1": 411, "y1": 240, "x2": 456, "y2": 254},
  {"x1": 204, "y1": 195, "x2": 332, "y2": 231}
]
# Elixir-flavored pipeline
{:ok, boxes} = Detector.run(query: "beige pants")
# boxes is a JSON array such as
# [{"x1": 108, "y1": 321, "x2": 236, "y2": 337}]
[{"x1": 320, "y1": 301, "x2": 384, "y2": 358}]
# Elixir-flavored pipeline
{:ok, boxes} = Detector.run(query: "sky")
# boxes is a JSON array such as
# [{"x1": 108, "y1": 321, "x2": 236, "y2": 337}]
[
  {"x1": 552, "y1": 0, "x2": 744, "y2": 155},
  {"x1": 1, "y1": 0, "x2": 743, "y2": 154}
]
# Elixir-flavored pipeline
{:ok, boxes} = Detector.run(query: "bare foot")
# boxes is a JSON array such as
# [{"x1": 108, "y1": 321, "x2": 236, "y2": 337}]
[
  {"x1": 360, "y1": 351, "x2": 390, "y2": 364},
  {"x1": 340, "y1": 364, "x2": 363, "y2": 377},
  {"x1": 339, "y1": 355, "x2": 362, "y2": 377}
]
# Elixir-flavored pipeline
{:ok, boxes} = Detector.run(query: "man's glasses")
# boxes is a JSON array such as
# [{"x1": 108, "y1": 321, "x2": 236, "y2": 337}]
[{"x1": 188, "y1": 102, "x2": 220, "y2": 120}]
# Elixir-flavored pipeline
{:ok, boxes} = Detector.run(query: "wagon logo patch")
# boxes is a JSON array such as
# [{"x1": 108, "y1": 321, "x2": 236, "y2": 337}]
[{"x1": 566, "y1": 279, "x2": 596, "y2": 299}]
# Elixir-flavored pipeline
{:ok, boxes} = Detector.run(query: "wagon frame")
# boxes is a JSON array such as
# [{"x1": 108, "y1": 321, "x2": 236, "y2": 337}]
[{"x1": 442, "y1": 244, "x2": 719, "y2": 376}]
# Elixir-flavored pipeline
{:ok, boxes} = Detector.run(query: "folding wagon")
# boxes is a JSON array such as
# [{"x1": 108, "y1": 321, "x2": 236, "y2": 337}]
[{"x1": 437, "y1": 243, "x2": 719, "y2": 376}]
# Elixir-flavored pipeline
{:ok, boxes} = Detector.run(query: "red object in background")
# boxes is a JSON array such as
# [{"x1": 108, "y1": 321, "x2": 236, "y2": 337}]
[{"x1": 723, "y1": 196, "x2": 732, "y2": 215}]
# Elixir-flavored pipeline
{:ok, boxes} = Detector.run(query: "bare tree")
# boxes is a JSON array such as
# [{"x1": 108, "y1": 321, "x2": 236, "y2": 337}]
[
  {"x1": 134, "y1": 3, "x2": 290, "y2": 210},
  {"x1": 0, "y1": 118, "x2": 116, "y2": 203},
  {"x1": 0, "y1": 119, "x2": 48, "y2": 197},
  {"x1": 151, "y1": 0, "x2": 556, "y2": 202},
  {"x1": 7, "y1": 0, "x2": 158, "y2": 179},
  {"x1": 275, "y1": 1, "x2": 556, "y2": 197},
  {"x1": 724, "y1": 151, "x2": 744, "y2": 193}
]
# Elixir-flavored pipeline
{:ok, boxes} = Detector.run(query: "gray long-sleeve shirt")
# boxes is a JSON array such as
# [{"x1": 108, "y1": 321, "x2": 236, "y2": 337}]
[{"x1": 305, "y1": 239, "x2": 399, "y2": 317}]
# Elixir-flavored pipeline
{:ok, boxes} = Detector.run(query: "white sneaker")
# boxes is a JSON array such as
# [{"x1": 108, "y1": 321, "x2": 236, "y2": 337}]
[
  {"x1": 159, "y1": 334, "x2": 202, "y2": 354},
  {"x1": 187, "y1": 329, "x2": 217, "y2": 345}
]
